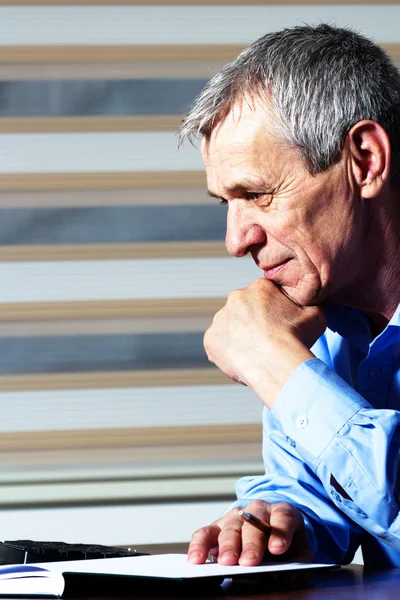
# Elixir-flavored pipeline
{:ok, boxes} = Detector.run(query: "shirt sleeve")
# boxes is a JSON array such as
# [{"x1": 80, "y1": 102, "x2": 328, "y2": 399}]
[
  {"x1": 273, "y1": 357, "x2": 400, "y2": 553},
  {"x1": 228, "y1": 398, "x2": 363, "y2": 564}
]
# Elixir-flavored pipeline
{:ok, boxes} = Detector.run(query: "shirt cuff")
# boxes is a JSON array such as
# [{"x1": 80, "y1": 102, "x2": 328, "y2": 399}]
[{"x1": 272, "y1": 358, "x2": 371, "y2": 461}]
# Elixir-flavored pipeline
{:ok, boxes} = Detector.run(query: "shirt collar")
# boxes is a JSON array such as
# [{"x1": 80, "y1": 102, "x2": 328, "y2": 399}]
[
  {"x1": 389, "y1": 302, "x2": 400, "y2": 327},
  {"x1": 327, "y1": 302, "x2": 400, "y2": 353}
]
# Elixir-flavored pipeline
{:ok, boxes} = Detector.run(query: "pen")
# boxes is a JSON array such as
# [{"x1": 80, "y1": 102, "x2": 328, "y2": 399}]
[{"x1": 239, "y1": 511, "x2": 272, "y2": 536}]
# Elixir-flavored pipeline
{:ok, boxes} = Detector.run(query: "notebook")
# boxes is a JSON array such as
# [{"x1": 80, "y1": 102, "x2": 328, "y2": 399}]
[{"x1": 0, "y1": 554, "x2": 336, "y2": 597}]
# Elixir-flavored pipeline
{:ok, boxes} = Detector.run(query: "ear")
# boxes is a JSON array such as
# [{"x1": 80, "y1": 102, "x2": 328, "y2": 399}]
[{"x1": 347, "y1": 120, "x2": 391, "y2": 199}]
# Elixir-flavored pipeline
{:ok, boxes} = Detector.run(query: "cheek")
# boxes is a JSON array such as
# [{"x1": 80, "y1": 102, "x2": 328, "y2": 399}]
[
  {"x1": 270, "y1": 217, "x2": 330, "y2": 276},
  {"x1": 261, "y1": 183, "x2": 345, "y2": 261},
  {"x1": 279, "y1": 200, "x2": 340, "y2": 255},
  {"x1": 266, "y1": 210, "x2": 311, "y2": 252}
]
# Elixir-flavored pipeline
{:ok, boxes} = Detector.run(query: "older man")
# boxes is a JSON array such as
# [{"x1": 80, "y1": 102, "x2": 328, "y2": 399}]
[{"x1": 179, "y1": 24, "x2": 400, "y2": 569}]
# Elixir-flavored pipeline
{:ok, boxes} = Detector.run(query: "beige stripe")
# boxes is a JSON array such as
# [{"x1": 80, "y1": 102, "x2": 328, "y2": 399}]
[
  {"x1": 0, "y1": 315, "x2": 214, "y2": 336},
  {"x1": 0, "y1": 45, "x2": 246, "y2": 64},
  {"x1": 1, "y1": 0, "x2": 398, "y2": 5},
  {"x1": 0, "y1": 241, "x2": 227, "y2": 262},
  {"x1": 0, "y1": 480, "x2": 235, "y2": 504},
  {"x1": 0, "y1": 298, "x2": 225, "y2": 321},
  {"x1": 378, "y1": 44, "x2": 400, "y2": 60},
  {"x1": 0, "y1": 423, "x2": 261, "y2": 452},
  {"x1": 0, "y1": 60, "x2": 227, "y2": 81},
  {"x1": 0, "y1": 115, "x2": 183, "y2": 134},
  {"x1": 0, "y1": 368, "x2": 232, "y2": 391},
  {"x1": 0, "y1": 171, "x2": 206, "y2": 192},
  {"x1": 0, "y1": 188, "x2": 210, "y2": 208},
  {"x1": 2, "y1": 442, "x2": 261, "y2": 470},
  {"x1": 2, "y1": 44, "x2": 400, "y2": 63}
]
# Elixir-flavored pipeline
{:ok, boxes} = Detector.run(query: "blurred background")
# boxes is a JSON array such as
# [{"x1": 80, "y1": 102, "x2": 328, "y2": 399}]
[{"x1": 0, "y1": 0, "x2": 399, "y2": 549}]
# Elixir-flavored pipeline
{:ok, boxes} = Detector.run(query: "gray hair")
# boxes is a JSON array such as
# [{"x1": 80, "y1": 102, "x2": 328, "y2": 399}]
[{"x1": 179, "y1": 24, "x2": 400, "y2": 182}]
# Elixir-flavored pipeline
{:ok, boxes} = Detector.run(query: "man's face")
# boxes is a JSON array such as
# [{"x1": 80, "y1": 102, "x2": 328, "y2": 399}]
[{"x1": 201, "y1": 99, "x2": 362, "y2": 306}]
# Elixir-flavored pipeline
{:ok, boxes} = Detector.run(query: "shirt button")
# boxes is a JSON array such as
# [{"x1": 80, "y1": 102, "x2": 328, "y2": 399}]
[{"x1": 296, "y1": 415, "x2": 308, "y2": 429}]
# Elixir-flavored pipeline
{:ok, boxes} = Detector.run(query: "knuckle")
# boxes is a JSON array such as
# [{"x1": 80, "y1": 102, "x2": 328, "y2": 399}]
[
  {"x1": 224, "y1": 507, "x2": 241, "y2": 519},
  {"x1": 219, "y1": 522, "x2": 242, "y2": 539},
  {"x1": 211, "y1": 308, "x2": 222, "y2": 323},
  {"x1": 252, "y1": 278, "x2": 265, "y2": 288},
  {"x1": 242, "y1": 540, "x2": 261, "y2": 553},
  {"x1": 275, "y1": 501, "x2": 295, "y2": 512},
  {"x1": 227, "y1": 288, "x2": 242, "y2": 303},
  {"x1": 272, "y1": 503, "x2": 301, "y2": 528},
  {"x1": 223, "y1": 508, "x2": 243, "y2": 522},
  {"x1": 203, "y1": 334, "x2": 213, "y2": 356},
  {"x1": 249, "y1": 499, "x2": 269, "y2": 514},
  {"x1": 277, "y1": 506, "x2": 295, "y2": 520},
  {"x1": 191, "y1": 526, "x2": 211, "y2": 541},
  {"x1": 217, "y1": 517, "x2": 242, "y2": 542}
]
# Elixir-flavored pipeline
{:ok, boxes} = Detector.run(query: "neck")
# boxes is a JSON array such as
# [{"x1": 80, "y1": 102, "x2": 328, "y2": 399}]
[
  {"x1": 366, "y1": 312, "x2": 390, "y2": 338},
  {"x1": 333, "y1": 189, "x2": 400, "y2": 324}
]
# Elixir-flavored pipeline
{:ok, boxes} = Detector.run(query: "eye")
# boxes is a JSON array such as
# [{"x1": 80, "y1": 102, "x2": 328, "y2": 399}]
[
  {"x1": 219, "y1": 198, "x2": 228, "y2": 206},
  {"x1": 246, "y1": 192, "x2": 273, "y2": 204},
  {"x1": 247, "y1": 192, "x2": 264, "y2": 200}
]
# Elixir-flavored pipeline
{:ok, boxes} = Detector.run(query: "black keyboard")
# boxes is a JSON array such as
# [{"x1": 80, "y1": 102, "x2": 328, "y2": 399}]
[{"x1": 0, "y1": 540, "x2": 149, "y2": 564}]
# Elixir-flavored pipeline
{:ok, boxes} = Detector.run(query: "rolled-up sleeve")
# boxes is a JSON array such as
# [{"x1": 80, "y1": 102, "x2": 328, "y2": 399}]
[{"x1": 273, "y1": 358, "x2": 400, "y2": 550}]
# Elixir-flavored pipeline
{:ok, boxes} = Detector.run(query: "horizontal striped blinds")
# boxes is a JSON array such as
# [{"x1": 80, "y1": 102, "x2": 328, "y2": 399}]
[{"x1": 1, "y1": 1, "x2": 398, "y2": 509}]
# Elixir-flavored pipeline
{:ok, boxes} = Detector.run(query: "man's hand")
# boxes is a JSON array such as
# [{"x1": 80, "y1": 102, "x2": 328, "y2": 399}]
[
  {"x1": 188, "y1": 500, "x2": 314, "y2": 565},
  {"x1": 204, "y1": 278, "x2": 326, "y2": 409}
]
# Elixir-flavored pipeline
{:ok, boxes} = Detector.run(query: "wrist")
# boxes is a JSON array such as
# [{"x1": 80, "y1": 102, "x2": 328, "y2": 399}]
[{"x1": 248, "y1": 340, "x2": 314, "y2": 410}]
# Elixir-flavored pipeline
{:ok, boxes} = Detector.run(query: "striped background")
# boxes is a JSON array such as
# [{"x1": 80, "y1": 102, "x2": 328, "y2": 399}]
[{"x1": 0, "y1": 1, "x2": 399, "y2": 546}]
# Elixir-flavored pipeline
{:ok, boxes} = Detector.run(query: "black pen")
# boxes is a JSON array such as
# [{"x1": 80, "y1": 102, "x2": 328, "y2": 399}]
[{"x1": 239, "y1": 511, "x2": 272, "y2": 536}]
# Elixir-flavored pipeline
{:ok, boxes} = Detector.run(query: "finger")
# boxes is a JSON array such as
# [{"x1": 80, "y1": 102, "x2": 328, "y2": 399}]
[
  {"x1": 208, "y1": 545, "x2": 219, "y2": 559},
  {"x1": 216, "y1": 512, "x2": 244, "y2": 566},
  {"x1": 268, "y1": 503, "x2": 302, "y2": 555},
  {"x1": 188, "y1": 523, "x2": 221, "y2": 564},
  {"x1": 239, "y1": 518, "x2": 269, "y2": 566}
]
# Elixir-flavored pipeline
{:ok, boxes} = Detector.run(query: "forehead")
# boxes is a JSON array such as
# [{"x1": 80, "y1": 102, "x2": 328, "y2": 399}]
[
  {"x1": 201, "y1": 99, "x2": 289, "y2": 192},
  {"x1": 202, "y1": 99, "x2": 272, "y2": 160}
]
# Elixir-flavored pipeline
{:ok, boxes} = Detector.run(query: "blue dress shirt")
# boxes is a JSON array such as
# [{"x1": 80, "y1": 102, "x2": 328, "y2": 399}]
[{"x1": 231, "y1": 303, "x2": 400, "y2": 567}]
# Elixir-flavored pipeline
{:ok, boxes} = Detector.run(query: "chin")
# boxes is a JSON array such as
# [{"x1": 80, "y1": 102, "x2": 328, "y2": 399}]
[{"x1": 281, "y1": 285, "x2": 322, "y2": 307}]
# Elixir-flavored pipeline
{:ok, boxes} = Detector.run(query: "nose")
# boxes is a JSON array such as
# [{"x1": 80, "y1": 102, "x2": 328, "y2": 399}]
[{"x1": 225, "y1": 201, "x2": 266, "y2": 257}]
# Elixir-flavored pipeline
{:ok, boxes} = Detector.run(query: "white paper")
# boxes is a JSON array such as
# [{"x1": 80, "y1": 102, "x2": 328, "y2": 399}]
[{"x1": 38, "y1": 553, "x2": 335, "y2": 580}]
